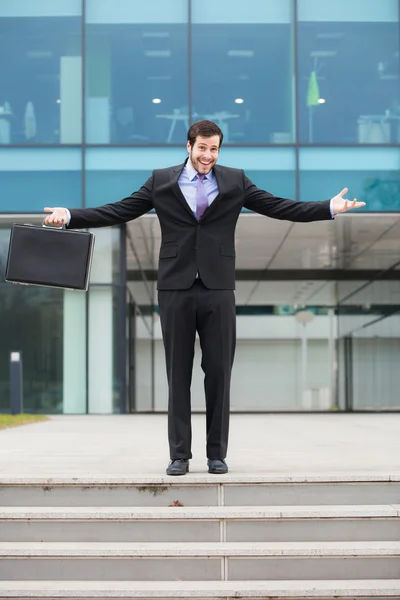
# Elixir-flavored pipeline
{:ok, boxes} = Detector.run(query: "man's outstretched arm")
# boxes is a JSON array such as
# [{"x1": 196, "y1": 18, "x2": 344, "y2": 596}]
[
  {"x1": 44, "y1": 175, "x2": 154, "y2": 229},
  {"x1": 243, "y1": 173, "x2": 365, "y2": 222}
]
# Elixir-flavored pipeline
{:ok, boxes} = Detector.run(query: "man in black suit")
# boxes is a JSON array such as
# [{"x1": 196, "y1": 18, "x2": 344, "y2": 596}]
[{"x1": 44, "y1": 120, "x2": 365, "y2": 476}]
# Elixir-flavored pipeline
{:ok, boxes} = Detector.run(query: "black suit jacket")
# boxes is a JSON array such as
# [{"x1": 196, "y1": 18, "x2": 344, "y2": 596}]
[{"x1": 69, "y1": 161, "x2": 332, "y2": 290}]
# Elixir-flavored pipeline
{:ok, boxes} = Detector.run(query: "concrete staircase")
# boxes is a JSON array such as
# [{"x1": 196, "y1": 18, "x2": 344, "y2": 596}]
[{"x1": 0, "y1": 475, "x2": 399, "y2": 599}]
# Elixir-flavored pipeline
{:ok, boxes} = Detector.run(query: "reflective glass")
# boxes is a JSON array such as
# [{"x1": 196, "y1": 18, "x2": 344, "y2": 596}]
[
  {"x1": 0, "y1": 282, "x2": 64, "y2": 413},
  {"x1": 191, "y1": 0, "x2": 294, "y2": 144},
  {"x1": 222, "y1": 147, "x2": 297, "y2": 205},
  {"x1": 0, "y1": 226, "x2": 79, "y2": 414},
  {"x1": 299, "y1": 148, "x2": 400, "y2": 210},
  {"x1": 85, "y1": 147, "x2": 186, "y2": 207},
  {"x1": 0, "y1": 2, "x2": 82, "y2": 144},
  {"x1": 336, "y1": 279, "x2": 400, "y2": 410},
  {"x1": 297, "y1": 0, "x2": 400, "y2": 143},
  {"x1": 85, "y1": 0, "x2": 188, "y2": 144},
  {"x1": 0, "y1": 149, "x2": 82, "y2": 212}
]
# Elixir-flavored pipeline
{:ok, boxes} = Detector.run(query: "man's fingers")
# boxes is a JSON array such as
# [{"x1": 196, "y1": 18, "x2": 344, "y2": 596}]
[
  {"x1": 43, "y1": 207, "x2": 66, "y2": 226},
  {"x1": 339, "y1": 188, "x2": 348, "y2": 197},
  {"x1": 344, "y1": 199, "x2": 366, "y2": 211}
]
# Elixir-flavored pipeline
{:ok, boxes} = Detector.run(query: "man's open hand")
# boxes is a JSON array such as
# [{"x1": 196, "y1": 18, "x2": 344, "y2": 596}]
[
  {"x1": 331, "y1": 188, "x2": 366, "y2": 214},
  {"x1": 43, "y1": 207, "x2": 68, "y2": 226}
]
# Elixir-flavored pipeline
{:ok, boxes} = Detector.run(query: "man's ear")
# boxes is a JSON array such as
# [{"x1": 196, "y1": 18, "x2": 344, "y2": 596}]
[{"x1": 186, "y1": 141, "x2": 191, "y2": 153}]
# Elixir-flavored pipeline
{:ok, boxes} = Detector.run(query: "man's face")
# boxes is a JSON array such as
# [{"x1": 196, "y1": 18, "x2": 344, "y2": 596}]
[{"x1": 187, "y1": 135, "x2": 220, "y2": 174}]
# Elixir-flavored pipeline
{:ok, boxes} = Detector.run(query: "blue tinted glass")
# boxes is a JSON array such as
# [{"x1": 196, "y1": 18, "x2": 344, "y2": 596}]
[
  {"x1": 86, "y1": 170, "x2": 152, "y2": 207},
  {"x1": 191, "y1": 0, "x2": 294, "y2": 144},
  {"x1": 85, "y1": 1, "x2": 189, "y2": 144},
  {"x1": 220, "y1": 147, "x2": 296, "y2": 206},
  {"x1": 0, "y1": 148, "x2": 82, "y2": 212},
  {"x1": 297, "y1": 0, "x2": 400, "y2": 143},
  {"x1": 244, "y1": 170, "x2": 296, "y2": 200},
  {"x1": 85, "y1": 147, "x2": 186, "y2": 206},
  {"x1": 300, "y1": 148, "x2": 400, "y2": 211},
  {"x1": 0, "y1": 7, "x2": 82, "y2": 145}
]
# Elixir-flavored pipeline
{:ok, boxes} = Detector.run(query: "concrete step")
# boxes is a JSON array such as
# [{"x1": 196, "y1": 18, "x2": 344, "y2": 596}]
[
  {"x1": 0, "y1": 541, "x2": 399, "y2": 581},
  {"x1": 2, "y1": 541, "x2": 399, "y2": 557},
  {"x1": 0, "y1": 579, "x2": 399, "y2": 599},
  {"x1": 0, "y1": 476, "x2": 399, "y2": 507},
  {"x1": 1, "y1": 505, "x2": 398, "y2": 543}
]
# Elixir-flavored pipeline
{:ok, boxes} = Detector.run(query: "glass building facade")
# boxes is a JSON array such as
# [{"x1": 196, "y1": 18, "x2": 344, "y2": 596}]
[{"x1": 0, "y1": 0, "x2": 399, "y2": 414}]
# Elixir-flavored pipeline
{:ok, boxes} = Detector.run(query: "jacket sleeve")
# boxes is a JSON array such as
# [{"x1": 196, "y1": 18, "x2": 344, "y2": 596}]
[
  {"x1": 68, "y1": 175, "x2": 154, "y2": 229},
  {"x1": 242, "y1": 173, "x2": 332, "y2": 223}
]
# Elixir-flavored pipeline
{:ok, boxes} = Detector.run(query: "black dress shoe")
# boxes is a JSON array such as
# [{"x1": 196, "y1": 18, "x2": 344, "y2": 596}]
[
  {"x1": 166, "y1": 459, "x2": 189, "y2": 476},
  {"x1": 207, "y1": 459, "x2": 228, "y2": 474}
]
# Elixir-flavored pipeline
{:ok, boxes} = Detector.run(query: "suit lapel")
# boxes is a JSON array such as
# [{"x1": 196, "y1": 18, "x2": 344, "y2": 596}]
[{"x1": 170, "y1": 163, "x2": 198, "y2": 221}]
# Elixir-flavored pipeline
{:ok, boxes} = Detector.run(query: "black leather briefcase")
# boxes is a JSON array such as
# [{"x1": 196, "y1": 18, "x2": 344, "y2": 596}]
[{"x1": 5, "y1": 224, "x2": 95, "y2": 291}]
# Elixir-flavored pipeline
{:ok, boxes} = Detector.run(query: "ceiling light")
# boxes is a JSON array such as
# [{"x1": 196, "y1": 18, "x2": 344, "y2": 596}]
[
  {"x1": 310, "y1": 50, "x2": 337, "y2": 57},
  {"x1": 235, "y1": 98, "x2": 244, "y2": 104},
  {"x1": 142, "y1": 32, "x2": 170, "y2": 38},
  {"x1": 26, "y1": 50, "x2": 52, "y2": 58},
  {"x1": 145, "y1": 50, "x2": 171, "y2": 58},
  {"x1": 152, "y1": 98, "x2": 162, "y2": 104},
  {"x1": 227, "y1": 50, "x2": 254, "y2": 58},
  {"x1": 318, "y1": 98, "x2": 326, "y2": 104},
  {"x1": 316, "y1": 33, "x2": 344, "y2": 39},
  {"x1": 147, "y1": 75, "x2": 172, "y2": 80},
  {"x1": 56, "y1": 99, "x2": 61, "y2": 104}
]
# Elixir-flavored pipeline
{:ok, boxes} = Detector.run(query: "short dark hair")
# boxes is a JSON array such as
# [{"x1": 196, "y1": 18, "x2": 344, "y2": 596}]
[{"x1": 187, "y1": 120, "x2": 223, "y2": 148}]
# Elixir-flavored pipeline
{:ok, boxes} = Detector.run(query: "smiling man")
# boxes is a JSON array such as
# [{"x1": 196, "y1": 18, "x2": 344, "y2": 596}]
[{"x1": 44, "y1": 120, "x2": 365, "y2": 476}]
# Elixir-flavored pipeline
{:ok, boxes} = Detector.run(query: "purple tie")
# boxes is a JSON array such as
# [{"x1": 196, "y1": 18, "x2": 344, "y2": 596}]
[{"x1": 196, "y1": 173, "x2": 208, "y2": 220}]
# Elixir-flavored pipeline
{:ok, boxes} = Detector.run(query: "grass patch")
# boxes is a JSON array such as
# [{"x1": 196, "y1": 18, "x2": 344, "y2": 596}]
[{"x1": 0, "y1": 414, "x2": 48, "y2": 430}]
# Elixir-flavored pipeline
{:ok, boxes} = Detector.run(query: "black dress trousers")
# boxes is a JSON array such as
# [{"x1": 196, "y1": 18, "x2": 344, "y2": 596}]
[{"x1": 158, "y1": 279, "x2": 236, "y2": 460}]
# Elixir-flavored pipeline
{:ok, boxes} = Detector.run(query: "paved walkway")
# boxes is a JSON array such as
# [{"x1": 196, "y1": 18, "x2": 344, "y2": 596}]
[{"x1": 0, "y1": 414, "x2": 399, "y2": 480}]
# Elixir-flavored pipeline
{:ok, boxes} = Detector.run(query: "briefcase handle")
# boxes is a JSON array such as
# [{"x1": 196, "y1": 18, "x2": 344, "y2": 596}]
[{"x1": 41, "y1": 220, "x2": 66, "y2": 230}]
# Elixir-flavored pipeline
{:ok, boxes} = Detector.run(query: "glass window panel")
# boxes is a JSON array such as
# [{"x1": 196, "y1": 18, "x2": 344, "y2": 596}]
[
  {"x1": 191, "y1": 0, "x2": 294, "y2": 144},
  {"x1": 336, "y1": 278, "x2": 400, "y2": 410},
  {"x1": 0, "y1": 0, "x2": 81, "y2": 18},
  {"x1": 0, "y1": 225, "x2": 87, "y2": 414},
  {"x1": 86, "y1": 0, "x2": 187, "y2": 24},
  {"x1": 0, "y1": 283, "x2": 64, "y2": 413},
  {"x1": 85, "y1": 0, "x2": 188, "y2": 144},
  {"x1": 0, "y1": 149, "x2": 82, "y2": 212},
  {"x1": 85, "y1": 147, "x2": 185, "y2": 207},
  {"x1": 297, "y1": 0, "x2": 400, "y2": 143},
  {"x1": 299, "y1": 148, "x2": 400, "y2": 210},
  {"x1": 298, "y1": 0, "x2": 398, "y2": 23},
  {"x1": 224, "y1": 147, "x2": 297, "y2": 206},
  {"x1": 0, "y1": 4, "x2": 82, "y2": 144}
]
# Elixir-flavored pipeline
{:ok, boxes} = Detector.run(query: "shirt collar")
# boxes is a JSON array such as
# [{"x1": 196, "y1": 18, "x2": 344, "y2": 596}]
[{"x1": 186, "y1": 158, "x2": 214, "y2": 182}]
